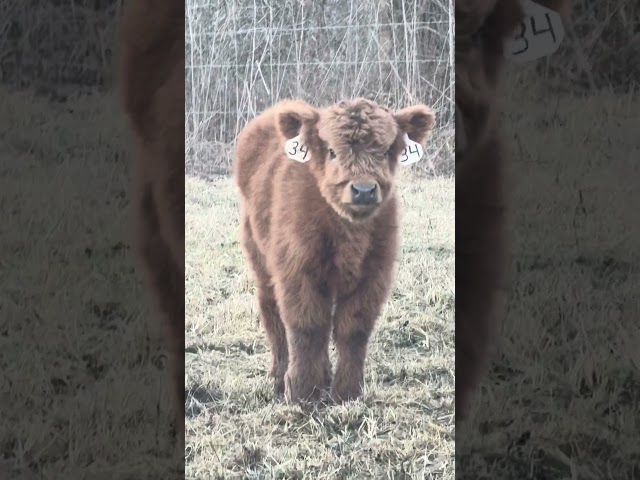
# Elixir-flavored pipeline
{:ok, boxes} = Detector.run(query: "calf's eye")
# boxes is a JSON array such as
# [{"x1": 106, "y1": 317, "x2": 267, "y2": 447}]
[{"x1": 328, "y1": 148, "x2": 336, "y2": 159}]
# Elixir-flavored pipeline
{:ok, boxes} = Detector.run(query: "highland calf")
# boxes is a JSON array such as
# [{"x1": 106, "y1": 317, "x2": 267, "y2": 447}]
[
  {"x1": 456, "y1": 0, "x2": 572, "y2": 417},
  {"x1": 234, "y1": 98, "x2": 435, "y2": 404},
  {"x1": 118, "y1": 0, "x2": 184, "y2": 431}
]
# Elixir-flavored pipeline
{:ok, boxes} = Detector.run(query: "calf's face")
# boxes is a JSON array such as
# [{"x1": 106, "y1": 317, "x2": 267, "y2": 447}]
[
  {"x1": 456, "y1": 0, "x2": 571, "y2": 155},
  {"x1": 277, "y1": 98, "x2": 435, "y2": 222}
]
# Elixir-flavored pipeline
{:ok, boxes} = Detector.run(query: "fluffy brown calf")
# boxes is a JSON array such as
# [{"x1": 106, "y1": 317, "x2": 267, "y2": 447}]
[
  {"x1": 234, "y1": 98, "x2": 435, "y2": 403},
  {"x1": 118, "y1": 0, "x2": 185, "y2": 431},
  {"x1": 456, "y1": 0, "x2": 571, "y2": 417}
]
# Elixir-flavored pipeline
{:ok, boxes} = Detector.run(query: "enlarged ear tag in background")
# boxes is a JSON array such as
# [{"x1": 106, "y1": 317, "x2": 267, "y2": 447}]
[
  {"x1": 284, "y1": 135, "x2": 311, "y2": 163},
  {"x1": 504, "y1": 0, "x2": 565, "y2": 63},
  {"x1": 399, "y1": 133, "x2": 424, "y2": 166}
]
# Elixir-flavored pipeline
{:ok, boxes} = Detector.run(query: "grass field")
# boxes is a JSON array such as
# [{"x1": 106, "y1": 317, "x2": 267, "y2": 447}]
[
  {"x1": 0, "y1": 88, "x2": 179, "y2": 479},
  {"x1": 185, "y1": 171, "x2": 455, "y2": 478},
  {"x1": 5, "y1": 67, "x2": 636, "y2": 480},
  {"x1": 457, "y1": 71, "x2": 640, "y2": 478}
]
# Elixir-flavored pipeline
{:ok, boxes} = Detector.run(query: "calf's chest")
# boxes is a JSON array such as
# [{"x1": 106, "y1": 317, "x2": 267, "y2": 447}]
[{"x1": 321, "y1": 228, "x2": 372, "y2": 296}]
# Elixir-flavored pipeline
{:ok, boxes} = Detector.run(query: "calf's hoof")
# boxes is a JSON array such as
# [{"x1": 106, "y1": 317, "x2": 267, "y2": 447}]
[
  {"x1": 269, "y1": 362, "x2": 288, "y2": 396},
  {"x1": 284, "y1": 368, "x2": 329, "y2": 404},
  {"x1": 331, "y1": 375, "x2": 363, "y2": 404}
]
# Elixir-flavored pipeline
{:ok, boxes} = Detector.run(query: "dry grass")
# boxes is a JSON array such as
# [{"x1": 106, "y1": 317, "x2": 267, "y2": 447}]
[
  {"x1": 1, "y1": 0, "x2": 122, "y2": 91},
  {"x1": 457, "y1": 71, "x2": 640, "y2": 478},
  {"x1": 185, "y1": 171, "x2": 455, "y2": 479},
  {"x1": 531, "y1": 0, "x2": 639, "y2": 91},
  {"x1": 0, "y1": 87, "x2": 179, "y2": 479}
]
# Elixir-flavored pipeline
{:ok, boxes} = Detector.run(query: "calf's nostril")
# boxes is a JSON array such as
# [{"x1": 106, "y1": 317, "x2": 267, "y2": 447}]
[
  {"x1": 352, "y1": 183, "x2": 376, "y2": 194},
  {"x1": 351, "y1": 183, "x2": 377, "y2": 204}
]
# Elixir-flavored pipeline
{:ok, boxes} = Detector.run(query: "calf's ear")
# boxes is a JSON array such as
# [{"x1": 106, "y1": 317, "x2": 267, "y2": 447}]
[
  {"x1": 395, "y1": 105, "x2": 436, "y2": 145},
  {"x1": 275, "y1": 100, "x2": 319, "y2": 140},
  {"x1": 533, "y1": 0, "x2": 572, "y2": 17}
]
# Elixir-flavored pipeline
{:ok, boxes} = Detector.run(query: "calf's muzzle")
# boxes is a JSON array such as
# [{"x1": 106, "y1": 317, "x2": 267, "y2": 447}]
[{"x1": 350, "y1": 182, "x2": 378, "y2": 205}]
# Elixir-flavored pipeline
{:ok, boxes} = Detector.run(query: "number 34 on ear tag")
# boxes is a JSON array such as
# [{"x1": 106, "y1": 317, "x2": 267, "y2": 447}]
[
  {"x1": 504, "y1": 0, "x2": 565, "y2": 63},
  {"x1": 398, "y1": 133, "x2": 424, "y2": 166},
  {"x1": 284, "y1": 135, "x2": 311, "y2": 163}
]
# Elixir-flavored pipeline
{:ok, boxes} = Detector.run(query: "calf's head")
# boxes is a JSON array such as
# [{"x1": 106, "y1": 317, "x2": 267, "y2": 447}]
[
  {"x1": 456, "y1": 0, "x2": 572, "y2": 155},
  {"x1": 276, "y1": 98, "x2": 435, "y2": 221}
]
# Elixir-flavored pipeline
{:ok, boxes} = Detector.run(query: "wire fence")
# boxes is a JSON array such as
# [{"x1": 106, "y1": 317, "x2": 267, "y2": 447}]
[{"x1": 186, "y1": 0, "x2": 455, "y2": 177}]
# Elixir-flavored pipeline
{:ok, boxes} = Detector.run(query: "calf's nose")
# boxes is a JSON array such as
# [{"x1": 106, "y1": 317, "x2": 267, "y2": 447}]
[{"x1": 351, "y1": 182, "x2": 378, "y2": 205}]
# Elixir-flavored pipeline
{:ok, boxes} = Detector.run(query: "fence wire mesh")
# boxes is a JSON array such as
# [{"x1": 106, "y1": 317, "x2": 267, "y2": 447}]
[{"x1": 186, "y1": 0, "x2": 455, "y2": 177}]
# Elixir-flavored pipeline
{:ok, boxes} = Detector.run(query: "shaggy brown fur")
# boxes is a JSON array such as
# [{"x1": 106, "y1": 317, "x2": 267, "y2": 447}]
[
  {"x1": 456, "y1": 0, "x2": 572, "y2": 418},
  {"x1": 234, "y1": 98, "x2": 435, "y2": 403},
  {"x1": 118, "y1": 0, "x2": 185, "y2": 433}
]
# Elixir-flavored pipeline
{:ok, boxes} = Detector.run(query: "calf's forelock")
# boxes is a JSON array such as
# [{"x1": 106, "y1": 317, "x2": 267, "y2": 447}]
[{"x1": 318, "y1": 99, "x2": 399, "y2": 156}]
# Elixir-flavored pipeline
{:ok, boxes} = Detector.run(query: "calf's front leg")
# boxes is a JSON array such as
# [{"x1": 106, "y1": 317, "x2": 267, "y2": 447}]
[
  {"x1": 332, "y1": 275, "x2": 391, "y2": 403},
  {"x1": 274, "y1": 275, "x2": 332, "y2": 403},
  {"x1": 240, "y1": 216, "x2": 288, "y2": 395}
]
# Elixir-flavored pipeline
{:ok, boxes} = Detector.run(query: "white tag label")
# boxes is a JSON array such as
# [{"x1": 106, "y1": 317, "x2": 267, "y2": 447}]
[
  {"x1": 504, "y1": 0, "x2": 565, "y2": 63},
  {"x1": 398, "y1": 133, "x2": 424, "y2": 166},
  {"x1": 284, "y1": 135, "x2": 311, "y2": 163}
]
